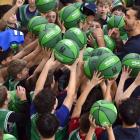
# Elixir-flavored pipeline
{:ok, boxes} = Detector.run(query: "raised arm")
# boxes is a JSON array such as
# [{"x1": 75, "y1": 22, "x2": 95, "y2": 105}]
[
  {"x1": 2, "y1": 0, "x2": 25, "y2": 22},
  {"x1": 71, "y1": 71, "x2": 103, "y2": 118},
  {"x1": 120, "y1": 72, "x2": 140, "y2": 100},
  {"x1": 115, "y1": 66, "x2": 131, "y2": 104},
  {"x1": 13, "y1": 39, "x2": 38, "y2": 60},
  {"x1": 62, "y1": 59, "x2": 78, "y2": 111},
  {"x1": 34, "y1": 51, "x2": 60, "y2": 97}
]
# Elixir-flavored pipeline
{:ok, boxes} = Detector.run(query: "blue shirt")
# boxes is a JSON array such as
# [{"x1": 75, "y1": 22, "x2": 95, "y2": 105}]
[{"x1": 101, "y1": 125, "x2": 140, "y2": 140}]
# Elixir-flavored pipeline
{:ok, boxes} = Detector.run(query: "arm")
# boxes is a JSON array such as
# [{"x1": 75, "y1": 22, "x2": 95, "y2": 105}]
[
  {"x1": 115, "y1": 67, "x2": 131, "y2": 104},
  {"x1": 13, "y1": 39, "x2": 38, "y2": 60},
  {"x1": 106, "y1": 127, "x2": 115, "y2": 140},
  {"x1": 85, "y1": 115, "x2": 96, "y2": 140},
  {"x1": 34, "y1": 52, "x2": 59, "y2": 96},
  {"x1": 72, "y1": 72, "x2": 103, "y2": 118},
  {"x1": 2, "y1": 0, "x2": 25, "y2": 22},
  {"x1": 62, "y1": 60, "x2": 78, "y2": 111},
  {"x1": 105, "y1": 79, "x2": 117, "y2": 102},
  {"x1": 23, "y1": 46, "x2": 41, "y2": 62},
  {"x1": 100, "y1": 81, "x2": 107, "y2": 98},
  {"x1": 93, "y1": 27, "x2": 105, "y2": 47},
  {"x1": 120, "y1": 72, "x2": 140, "y2": 100}
]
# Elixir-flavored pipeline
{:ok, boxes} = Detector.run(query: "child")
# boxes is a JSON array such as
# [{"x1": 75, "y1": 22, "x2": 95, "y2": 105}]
[
  {"x1": 96, "y1": 0, "x2": 112, "y2": 25},
  {"x1": 101, "y1": 98, "x2": 140, "y2": 140}
]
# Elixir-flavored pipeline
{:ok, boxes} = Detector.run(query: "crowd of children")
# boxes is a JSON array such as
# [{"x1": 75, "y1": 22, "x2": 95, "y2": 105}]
[{"x1": 0, "y1": 0, "x2": 140, "y2": 140}]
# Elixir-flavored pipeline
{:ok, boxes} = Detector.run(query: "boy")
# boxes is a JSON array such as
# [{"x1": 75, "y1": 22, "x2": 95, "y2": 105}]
[
  {"x1": 6, "y1": 59, "x2": 29, "y2": 90},
  {"x1": 101, "y1": 98, "x2": 140, "y2": 140},
  {"x1": 96, "y1": 0, "x2": 112, "y2": 25}
]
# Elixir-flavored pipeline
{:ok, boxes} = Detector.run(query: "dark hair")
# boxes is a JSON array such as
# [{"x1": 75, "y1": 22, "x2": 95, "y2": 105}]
[
  {"x1": 0, "y1": 86, "x2": 8, "y2": 107},
  {"x1": 118, "y1": 98, "x2": 140, "y2": 125},
  {"x1": 36, "y1": 113, "x2": 59, "y2": 138},
  {"x1": 44, "y1": 70, "x2": 54, "y2": 88},
  {"x1": 112, "y1": 5, "x2": 126, "y2": 13},
  {"x1": 33, "y1": 88, "x2": 56, "y2": 114},
  {"x1": 0, "y1": 5, "x2": 12, "y2": 19},
  {"x1": 132, "y1": 5, "x2": 140, "y2": 20},
  {"x1": 79, "y1": 112, "x2": 90, "y2": 133},
  {"x1": 7, "y1": 59, "x2": 27, "y2": 79},
  {"x1": 81, "y1": 87, "x2": 103, "y2": 114}
]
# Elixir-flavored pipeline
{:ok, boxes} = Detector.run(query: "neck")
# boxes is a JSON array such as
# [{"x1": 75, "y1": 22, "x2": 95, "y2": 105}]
[
  {"x1": 122, "y1": 122, "x2": 137, "y2": 128},
  {"x1": 41, "y1": 136, "x2": 55, "y2": 140},
  {"x1": 128, "y1": 26, "x2": 140, "y2": 37}
]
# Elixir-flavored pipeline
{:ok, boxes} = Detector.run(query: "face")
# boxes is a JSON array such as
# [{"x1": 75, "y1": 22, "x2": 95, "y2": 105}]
[
  {"x1": 112, "y1": 10, "x2": 125, "y2": 17},
  {"x1": 97, "y1": 4, "x2": 110, "y2": 16},
  {"x1": 124, "y1": 9, "x2": 138, "y2": 32},
  {"x1": 28, "y1": 0, "x2": 35, "y2": 6},
  {"x1": 8, "y1": 14, "x2": 17, "y2": 24},
  {"x1": 44, "y1": 11, "x2": 57, "y2": 23},
  {"x1": 18, "y1": 67, "x2": 29, "y2": 80},
  {"x1": 88, "y1": 21, "x2": 101, "y2": 30},
  {"x1": 24, "y1": 32, "x2": 36, "y2": 46}
]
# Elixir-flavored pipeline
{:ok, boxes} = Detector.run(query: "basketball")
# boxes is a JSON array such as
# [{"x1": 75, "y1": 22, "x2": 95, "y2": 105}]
[
  {"x1": 96, "y1": 53, "x2": 122, "y2": 78},
  {"x1": 63, "y1": 27, "x2": 87, "y2": 50},
  {"x1": 83, "y1": 47, "x2": 94, "y2": 61},
  {"x1": 84, "y1": 56, "x2": 98, "y2": 79},
  {"x1": 28, "y1": 16, "x2": 48, "y2": 35},
  {"x1": 90, "y1": 100, "x2": 117, "y2": 127},
  {"x1": 3, "y1": 134, "x2": 17, "y2": 140},
  {"x1": 104, "y1": 35, "x2": 116, "y2": 51},
  {"x1": 107, "y1": 15, "x2": 125, "y2": 29},
  {"x1": 35, "y1": 0, "x2": 57, "y2": 13},
  {"x1": 92, "y1": 47, "x2": 113, "y2": 56},
  {"x1": 40, "y1": 23, "x2": 61, "y2": 32},
  {"x1": 39, "y1": 26, "x2": 62, "y2": 48},
  {"x1": 59, "y1": 4, "x2": 81, "y2": 29},
  {"x1": 93, "y1": 35, "x2": 116, "y2": 51},
  {"x1": 54, "y1": 39, "x2": 79, "y2": 64},
  {"x1": 122, "y1": 0, "x2": 133, "y2": 7},
  {"x1": 122, "y1": 53, "x2": 140, "y2": 77}
]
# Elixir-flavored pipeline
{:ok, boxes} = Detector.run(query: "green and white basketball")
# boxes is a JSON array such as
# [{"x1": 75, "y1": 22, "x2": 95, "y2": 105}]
[
  {"x1": 92, "y1": 47, "x2": 113, "y2": 56},
  {"x1": 90, "y1": 100, "x2": 117, "y2": 127},
  {"x1": 35, "y1": 0, "x2": 57, "y2": 13},
  {"x1": 96, "y1": 53, "x2": 122, "y2": 78},
  {"x1": 54, "y1": 39, "x2": 79, "y2": 64},
  {"x1": 84, "y1": 56, "x2": 98, "y2": 79},
  {"x1": 39, "y1": 26, "x2": 62, "y2": 48},
  {"x1": 83, "y1": 47, "x2": 94, "y2": 61},
  {"x1": 107, "y1": 15, "x2": 125, "y2": 29},
  {"x1": 63, "y1": 27, "x2": 87, "y2": 49},
  {"x1": 28, "y1": 16, "x2": 48, "y2": 35},
  {"x1": 122, "y1": 53, "x2": 140, "y2": 77},
  {"x1": 59, "y1": 5, "x2": 81, "y2": 29}
]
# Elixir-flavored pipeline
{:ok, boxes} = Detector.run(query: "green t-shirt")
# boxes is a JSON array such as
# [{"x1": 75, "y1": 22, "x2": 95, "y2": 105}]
[
  {"x1": 68, "y1": 129, "x2": 97, "y2": 140},
  {"x1": 31, "y1": 114, "x2": 68, "y2": 140}
]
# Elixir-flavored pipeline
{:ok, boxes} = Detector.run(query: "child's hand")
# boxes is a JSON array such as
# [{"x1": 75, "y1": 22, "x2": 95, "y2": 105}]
[
  {"x1": 87, "y1": 35, "x2": 95, "y2": 47},
  {"x1": 107, "y1": 77, "x2": 117, "y2": 87},
  {"x1": 46, "y1": 52, "x2": 60, "y2": 69},
  {"x1": 89, "y1": 114, "x2": 98, "y2": 129},
  {"x1": 92, "y1": 27, "x2": 104, "y2": 40},
  {"x1": 16, "y1": 0, "x2": 25, "y2": 7},
  {"x1": 16, "y1": 86, "x2": 26, "y2": 101},
  {"x1": 121, "y1": 66, "x2": 132, "y2": 81},
  {"x1": 87, "y1": 71, "x2": 104, "y2": 89},
  {"x1": 108, "y1": 28, "x2": 120, "y2": 40},
  {"x1": 42, "y1": 48, "x2": 52, "y2": 60}
]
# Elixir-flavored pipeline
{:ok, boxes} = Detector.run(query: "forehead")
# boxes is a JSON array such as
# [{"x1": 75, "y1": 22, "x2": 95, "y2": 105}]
[{"x1": 126, "y1": 9, "x2": 137, "y2": 17}]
